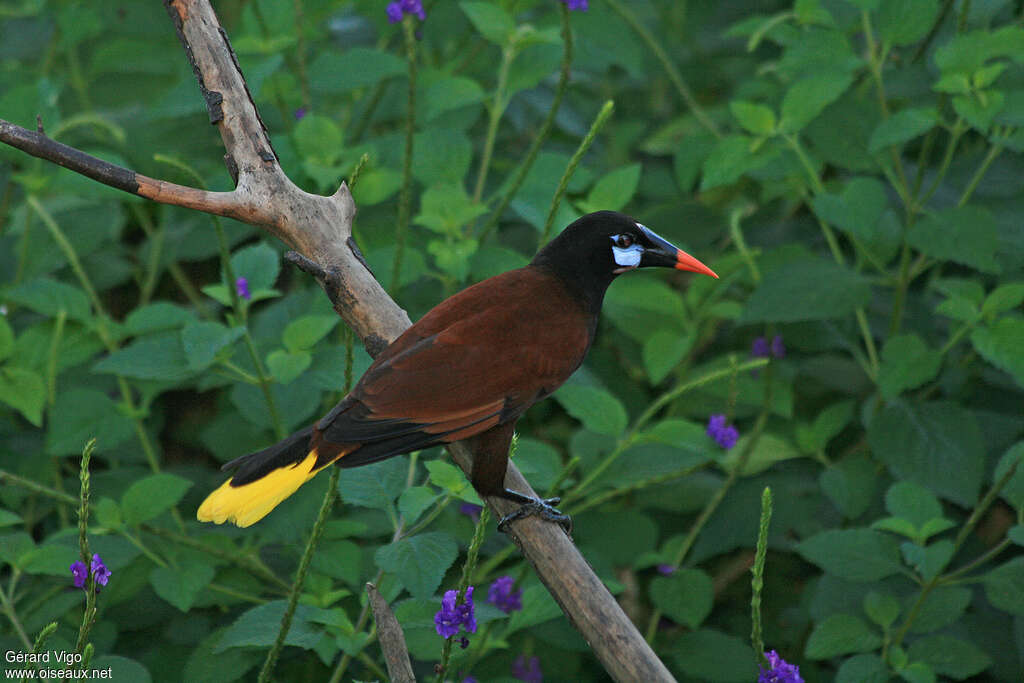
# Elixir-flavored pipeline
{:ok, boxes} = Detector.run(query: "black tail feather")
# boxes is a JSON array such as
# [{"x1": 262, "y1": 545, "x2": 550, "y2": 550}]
[{"x1": 222, "y1": 426, "x2": 315, "y2": 486}]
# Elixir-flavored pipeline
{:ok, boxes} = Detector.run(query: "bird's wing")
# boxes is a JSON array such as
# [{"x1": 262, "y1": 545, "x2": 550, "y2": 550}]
[{"x1": 318, "y1": 268, "x2": 593, "y2": 449}]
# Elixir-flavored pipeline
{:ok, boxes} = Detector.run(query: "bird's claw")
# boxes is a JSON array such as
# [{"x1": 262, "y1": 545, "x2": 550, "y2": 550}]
[{"x1": 497, "y1": 496, "x2": 572, "y2": 535}]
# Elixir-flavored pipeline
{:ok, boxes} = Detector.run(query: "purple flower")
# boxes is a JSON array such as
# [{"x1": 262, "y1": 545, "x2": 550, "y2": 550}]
[
  {"x1": 459, "y1": 502, "x2": 483, "y2": 522},
  {"x1": 512, "y1": 655, "x2": 543, "y2": 682},
  {"x1": 487, "y1": 575, "x2": 523, "y2": 614},
  {"x1": 236, "y1": 276, "x2": 251, "y2": 301},
  {"x1": 90, "y1": 554, "x2": 111, "y2": 587},
  {"x1": 458, "y1": 636, "x2": 470, "y2": 649},
  {"x1": 462, "y1": 677, "x2": 477, "y2": 683},
  {"x1": 751, "y1": 335, "x2": 785, "y2": 359},
  {"x1": 759, "y1": 650, "x2": 803, "y2": 683},
  {"x1": 707, "y1": 414, "x2": 739, "y2": 450},
  {"x1": 561, "y1": 0, "x2": 588, "y2": 10},
  {"x1": 400, "y1": 0, "x2": 426, "y2": 20},
  {"x1": 70, "y1": 561, "x2": 88, "y2": 589},
  {"x1": 388, "y1": 0, "x2": 425, "y2": 23},
  {"x1": 294, "y1": 107, "x2": 307, "y2": 120},
  {"x1": 657, "y1": 564, "x2": 675, "y2": 576},
  {"x1": 751, "y1": 337, "x2": 770, "y2": 358},
  {"x1": 434, "y1": 586, "x2": 476, "y2": 639}
]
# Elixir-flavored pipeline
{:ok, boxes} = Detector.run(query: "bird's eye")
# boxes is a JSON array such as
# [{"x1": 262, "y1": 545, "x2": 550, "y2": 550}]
[{"x1": 616, "y1": 233, "x2": 634, "y2": 248}]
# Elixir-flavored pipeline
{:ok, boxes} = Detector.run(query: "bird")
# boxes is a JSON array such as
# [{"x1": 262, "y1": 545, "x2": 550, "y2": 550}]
[{"x1": 197, "y1": 210, "x2": 718, "y2": 530}]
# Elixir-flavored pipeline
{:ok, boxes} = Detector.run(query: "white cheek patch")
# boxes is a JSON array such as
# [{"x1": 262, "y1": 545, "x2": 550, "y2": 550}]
[{"x1": 612, "y1": 244, "x2": 643, "y2": 267}]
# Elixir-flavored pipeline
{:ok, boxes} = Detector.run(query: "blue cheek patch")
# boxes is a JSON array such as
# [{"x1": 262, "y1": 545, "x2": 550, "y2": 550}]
[{"x1": 612, "y1": 244, "x2": 644, "y2": 267}]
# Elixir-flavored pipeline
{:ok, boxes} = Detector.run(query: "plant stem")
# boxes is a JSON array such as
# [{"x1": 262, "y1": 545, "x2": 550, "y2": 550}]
[
  {"x1": 258, "y1": 467, "x2": 340, "y2": 683},
  {"x1": 391, "y1": 16, "x2": 418, "y2": 291},
  {"x1": 604, "y1": 0, "x2": 720, "y2": 138},
  {"x1": 958, "y1": 139, "x2": 1004, "y2": 207},
  {"x1": 472, "y1": 44, "x2": 515, "y2": 203},
  {"x1": 478, "y1": 3, "x2": 573, "y2": 240},
  {"x1": 0, "y1": 583, "x2": 32, "y2": 650},
  {"x1": 750, "y1": 487, "x2": 773, "y2": 665},
  {"x1": 540, "y1": 100, "x2": 615, "y2": 245}
]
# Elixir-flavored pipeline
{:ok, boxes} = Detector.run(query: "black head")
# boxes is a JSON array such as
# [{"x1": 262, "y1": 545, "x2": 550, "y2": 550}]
[{"x1": 531, "y1": 211, "x2": 717, "y2": 311}]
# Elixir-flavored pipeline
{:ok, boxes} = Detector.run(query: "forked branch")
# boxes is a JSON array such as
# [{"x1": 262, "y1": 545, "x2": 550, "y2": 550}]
[{"x1": 0, "y1": 1, "x2": 675, "y2": 680}]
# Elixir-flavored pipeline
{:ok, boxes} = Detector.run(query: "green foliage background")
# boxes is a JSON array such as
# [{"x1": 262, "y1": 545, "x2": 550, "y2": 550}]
[{"x1": 1, "y1": 0, "x2": 1023, "y2": 681}]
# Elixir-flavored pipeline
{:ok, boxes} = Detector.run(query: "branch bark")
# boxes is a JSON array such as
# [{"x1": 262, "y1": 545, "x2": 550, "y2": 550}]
[
  {"x1": 0, "y1": 1, "x2": 676, "y2": 680},
  {"x1": 366, "y1": 583, "x2": 415, "y2": 683}
]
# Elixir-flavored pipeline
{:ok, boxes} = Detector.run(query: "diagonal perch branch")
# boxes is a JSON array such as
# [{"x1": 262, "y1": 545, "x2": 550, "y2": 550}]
[{"x1": 0, "y1": 0, "x2": 676, "y2": 680}]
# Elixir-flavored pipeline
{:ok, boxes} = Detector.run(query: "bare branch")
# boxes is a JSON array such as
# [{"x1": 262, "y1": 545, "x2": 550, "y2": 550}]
[
  {"x1": 366, "y1": 583, "x2": 416, "y2": 683},
  {"x1": 0, "y1": 1, "x2": 677, "y2": 680}
]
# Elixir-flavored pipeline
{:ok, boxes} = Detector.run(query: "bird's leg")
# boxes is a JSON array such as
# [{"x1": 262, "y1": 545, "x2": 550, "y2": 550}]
[
  {"x1": 464, "y1": 422, "x2": 572, "y2": 535},
  {"x1": 494, "y1": 488, "x2": 572, "y2": 535}
]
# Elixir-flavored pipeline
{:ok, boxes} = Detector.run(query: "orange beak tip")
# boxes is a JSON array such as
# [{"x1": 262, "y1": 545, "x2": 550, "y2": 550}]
[{"x1": 674, "y1": 249, "x2": 719, "y2": 279}]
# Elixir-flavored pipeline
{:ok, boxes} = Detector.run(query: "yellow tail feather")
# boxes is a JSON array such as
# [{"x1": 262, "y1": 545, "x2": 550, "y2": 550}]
[{"x1": 197, "y1": 451, "x2": 326, "y2": 528}]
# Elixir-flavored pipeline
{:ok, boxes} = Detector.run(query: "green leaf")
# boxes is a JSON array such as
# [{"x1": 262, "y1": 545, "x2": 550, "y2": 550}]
[
  {"x1": 700, "y1": 134, "x2": 777, "y2": 190},
  {"x1": 798, "y1": 400, "x2": 855, "y2": 453},
  {"x1": 93, "y1": 332, "x2": 194, "y2": 382},
  {"x1": 820, "y1": 453, "x2": 878, "y2": 519},
  {"x1": 742, "y1": 256, "x2": 872, "y2": 323},
  {"x1": 181, "y1": 322, "x2": 244, "y2": 371},
  {"x1": 506, "y1": 584, "x2": 562, "y2": 634},
  {"x1": 672, "y1": 629, "x2": 757, "y2": 683},
  {"x1": 374, "y1": 531, "x2": 458, "y2": 598},
  {"x1": 868, "y1": 401, "x2": 984, "y2": 506},
  {"x1": 124, "y1": 302, "x2": 198, "y2": 335},
  {"x1": 868, "y1": 107, "x2": 938, "y2": 152},
  {"x1": 45, "y1": 388, "x2": 135, "y2": 456},
  {"x1": 730, "y1": 100, "x2": 776, "y2": 135},
  {"x1": 649, "y1": 569, "x2": 713, "y2": 629},
  {"x1": 982, "y1": 283, "x2": 1024, "y2": 318},
  {"x1": 907, "y1": 585, "x2": 972, "y2": 634},
  {"x1": 836, "y1": 654, "x2": 889, "y2": 683},
  {"x1": 308, "y1": 48, "x2": 405, "y2": 94},
  {"x1": 674, "y1": 135, "x2": 717, "y2": 193},
  {"x1": 877, "y1": 0, "x2": 940, "y2": 46},
  {"x1": 0, "y1": 318, "x2": 13, "y2": 363},
  {"x1": 351, "y1": 167, "x2": 403, "y2": 205},
  {"x1": 293, "y1": 114, "x2": 343, "y2": 165},
  {"x1": 397, "y1": 486, "x2": 439, "y2": 525},
  {"x1": 427, "y1": 237, "x2": 478, "y2": 282},
  {"x1": 0, "y1": 510, "x2": 22, "y2": 528},
  {"x1": 2, "y1": 277, "x2": 91, "y2": 322},
  {"x1": 420, "y1": 75, "x2": 486, "y2": 122},
  {"x1": 580, "y1": 163, "x2": 641, "y2": 213},
  {"x1": 0, "y1": 366, "x2": 45, "y2": 426},
  {"x1": 780, "y1": 71, "x2": 854, "y2": 133},
  {"x1": 414, "y1": 183, "x2": 487, "y2": 235},
  {"x1": 216, "y1": 601, "x2": 326, "y2": 651},
  {"x1": 907, "y1": 206, "x2": 1000, "y2": 273},
  {"x1": 970, "y1": 317, "x2": 1024, "y2": 387},
  {"x1": 906, "y1": 635, "x2": 992, "y2": 680},
  {"x1": 121, "y1": 473, "x2": 193, "y2": 525},
  {"x1": 995, "y1": 441, "x2": 1024, "y2": 509},
  {"x1": 983, "y1": 557, "x2": 1024, "y2": 615},
  {"x1": 721, "y1": 433, "x2": 800, "y2": 476},
  {"x1": 885, "y1": 481, "x2": 943, "y2": 528},
  {"x1": 20, "y1": 544, "x2": 75, "y2": 576},
  {"x1": 336, "y1": 457, "x2": 408, "y2": 511},
  {"x1": 901, "y1": 540, "x2": 954, "y2": 580},
  {"x1": 283, "y1": 315, "x2": 339, "y2": 353},
  {"x1": 642, "y1": 330, "x2": 694, "y2": 384},
  {"x1": 809, "y1": 177, "x2": 899, "y2": 260},
  {"x1": 604, "y1": 276, "x2": 686, "y2": 343},
  {"x1": 413, "y1": 128, "x2": 473, "y2": 185},
  {"x1": 797, "y1": 529, "x2": 903, "y2": 581},
  {"x1": 460, "y1": 2, "x2": 515, "y2": 45},
  {"x1": 89, "y1": 657, "x2": 151, "y2": 683},
  {"x1": 424, "y1": 460, "x2": 479, "y2": 503},
  {"x1": 150, "y1": 562, "x2": 216, "y2": 612},
  {"x1": 231, "y1": 242, "x2": 280, "y2": 292},
  {"x1": 805, "y1": 613, "x2": 882, "y2": 659},
  {"x1": 266, "y1": 349, "x2": 312, "y2": 384},
  {"x1": 863, "y1": 591, "x2": 901, "y2": 628},
  {"x1": 553, "y1": 382, "x2": 628, "y2": 436},
  {"x1": 878, "y1": 334, "x2": 942, "y2": 398},
  {"x1": 953, "y1": 90, "x2": 1005, "y2": 134}
]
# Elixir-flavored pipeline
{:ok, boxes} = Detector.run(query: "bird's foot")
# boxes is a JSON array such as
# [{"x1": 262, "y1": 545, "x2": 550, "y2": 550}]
[{"x1": 496, "y1": 491, "x2": 572, "y2": 535}]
